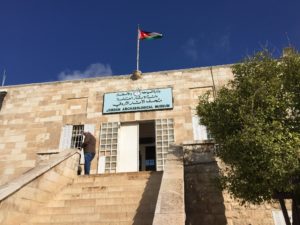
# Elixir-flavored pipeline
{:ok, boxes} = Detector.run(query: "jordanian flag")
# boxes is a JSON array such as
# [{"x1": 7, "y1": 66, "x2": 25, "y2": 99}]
[{"x1": 139, "y1": 29, "x2": 163, "y2": 40}]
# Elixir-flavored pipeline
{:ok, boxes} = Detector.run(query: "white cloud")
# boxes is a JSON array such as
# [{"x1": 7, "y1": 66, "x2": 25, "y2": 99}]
[
  {"x1": 58, "y1": 63, "x2": 113, "y2": 81},
  {"x1": 182, "y1": 38, "x2": 199, "y2": 61},
  {"x1": 185, "y1": 32, "x2": 231, "y2": 62}
]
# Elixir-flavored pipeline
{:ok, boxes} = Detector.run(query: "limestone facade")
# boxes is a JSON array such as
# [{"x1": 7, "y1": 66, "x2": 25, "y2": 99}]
[{"x1": 0, "y1": 65, "x2": 233, "y2": 185}]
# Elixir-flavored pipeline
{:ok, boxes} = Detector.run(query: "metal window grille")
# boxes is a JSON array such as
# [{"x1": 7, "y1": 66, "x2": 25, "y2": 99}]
[{"x1": 71, "y1": 125, "x2": 84, "y2": 149}]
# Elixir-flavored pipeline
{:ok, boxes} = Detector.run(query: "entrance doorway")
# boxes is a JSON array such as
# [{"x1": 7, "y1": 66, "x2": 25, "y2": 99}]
[
  {"x1": 98, "y1": 120, "x2": 160, "y2": 174},
  {"x1": 139, "y1": 121, "x2": 156, "y2": 171},
  {"x1": 145, "y1": 146, "x2": 156, "y2": 171}
]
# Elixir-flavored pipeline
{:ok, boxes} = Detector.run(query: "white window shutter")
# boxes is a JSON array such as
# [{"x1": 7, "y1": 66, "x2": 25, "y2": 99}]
[
  {"x1": 272, "y1": 210, "x2": 292, "y2": 225},
  {"x1": 192, "y1": 115, "x2": 208, "y2": 141},
  {"x1": 84, "y1": 124, "x2": 95, "y2": 134},
  {"x1": 98, "y1": 156, "x2": 106, "y2": 174},
  {"x1": 59, "y1": 125, "x2": 73, "y2": 150}
]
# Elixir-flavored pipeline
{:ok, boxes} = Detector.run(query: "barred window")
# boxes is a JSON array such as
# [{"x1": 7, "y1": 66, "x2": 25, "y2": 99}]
[{"x1": 71, "y1": 125, "x2": 84, "y2": 149}]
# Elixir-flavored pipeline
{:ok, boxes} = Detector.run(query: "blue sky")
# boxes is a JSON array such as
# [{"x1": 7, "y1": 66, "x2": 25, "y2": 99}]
[{"x1": 0, "y1": 0, "x2": 299, "y2": 85}]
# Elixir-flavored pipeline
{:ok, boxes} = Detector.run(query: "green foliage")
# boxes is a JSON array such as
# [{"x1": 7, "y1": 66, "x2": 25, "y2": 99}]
[{"x1": 197, "y1": 48, "x2": 300, "y2": 204}]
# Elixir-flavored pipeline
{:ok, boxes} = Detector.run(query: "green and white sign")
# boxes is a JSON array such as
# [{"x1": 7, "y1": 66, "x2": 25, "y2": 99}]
[{"x1": 103, "y1": 88, "x2": 173, "y2": 114}]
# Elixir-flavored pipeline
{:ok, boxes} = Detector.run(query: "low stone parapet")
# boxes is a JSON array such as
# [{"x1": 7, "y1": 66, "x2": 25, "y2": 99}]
[
  {"x1": 0, "y1": 149, "x2": 80, "y2": 225},
  {"x1": 153, "y1": 144, "x2": 186, "y2": 225}
]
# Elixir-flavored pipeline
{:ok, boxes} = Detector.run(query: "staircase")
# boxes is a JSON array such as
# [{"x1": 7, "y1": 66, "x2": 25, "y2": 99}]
[{"x1": 22, "y1": 171, "x2": 163, "y2": 225}]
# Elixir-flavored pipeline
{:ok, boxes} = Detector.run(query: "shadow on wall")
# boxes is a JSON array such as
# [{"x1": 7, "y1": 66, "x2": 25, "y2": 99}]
[
  {"x1": 132, "y1": 171, "x2": 163, "y2": 225},
  {"x1": 184, "y1": 143, "x2": 227, "y2": 225}
]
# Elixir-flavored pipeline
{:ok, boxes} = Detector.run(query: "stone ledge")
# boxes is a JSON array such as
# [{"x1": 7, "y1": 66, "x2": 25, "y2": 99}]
[
  {"x1": 36, "y1": 149, "x2": 61, "y2": 155},
  {"x1": 3, "y1": 63, "x2": 233, "y2": 88},
  {"x1": 182, "y1": 140, "x2": 215, "y2": 145}
]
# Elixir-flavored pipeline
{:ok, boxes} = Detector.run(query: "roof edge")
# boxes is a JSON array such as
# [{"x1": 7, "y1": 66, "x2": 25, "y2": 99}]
[{"x1": 2, "y1": 63, "x2": 234, "y2": 89}]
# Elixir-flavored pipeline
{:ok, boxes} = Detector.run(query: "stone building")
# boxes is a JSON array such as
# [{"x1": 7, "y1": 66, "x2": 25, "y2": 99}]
[{"x1": 0, "y1": 65, "x2": 287, "y2": 224}]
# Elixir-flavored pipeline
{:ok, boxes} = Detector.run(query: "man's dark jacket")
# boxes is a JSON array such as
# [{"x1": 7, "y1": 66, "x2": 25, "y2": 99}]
[{"x1": 82, "y1": 132, "x2": 96, "y2": 154}]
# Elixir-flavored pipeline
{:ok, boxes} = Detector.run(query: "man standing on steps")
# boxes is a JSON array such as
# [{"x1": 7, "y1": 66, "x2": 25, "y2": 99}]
[{"x1": 81, "y1": 131, "x2": 96, "y2": 175}]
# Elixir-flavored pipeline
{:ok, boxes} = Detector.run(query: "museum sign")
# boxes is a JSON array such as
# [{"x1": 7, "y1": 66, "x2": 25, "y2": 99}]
[{"x1": 103, "y1": 87, "x2": 173, "y2": 114}]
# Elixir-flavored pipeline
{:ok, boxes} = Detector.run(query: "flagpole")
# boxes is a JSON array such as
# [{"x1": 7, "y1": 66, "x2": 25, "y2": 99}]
[
  {"x1": 131, "y1": 25, "x2": 142, "y2": 80},
  {"x1": 1, "y1": 70, "x2": 6, "y2": 87},
  {"x1": 136, "y1": 24, "x2": 140, "y2": 71}
]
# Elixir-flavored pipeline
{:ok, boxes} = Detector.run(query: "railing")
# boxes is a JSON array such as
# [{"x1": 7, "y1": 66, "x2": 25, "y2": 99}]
[{"x1": 0, "y1": 149, "x2": 80, "y2": 225}]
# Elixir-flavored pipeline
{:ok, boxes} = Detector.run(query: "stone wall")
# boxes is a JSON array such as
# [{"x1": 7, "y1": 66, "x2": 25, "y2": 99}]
[
  {"x1": 0, "y1": 65, "x2": 233, "y2": 184},
  {"x1": 183, "y1": 142, "x2": 284, "y2": 225}
]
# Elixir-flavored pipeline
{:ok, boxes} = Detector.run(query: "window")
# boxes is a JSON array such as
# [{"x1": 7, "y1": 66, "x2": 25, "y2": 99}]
[
  {"x1": 59, "y1": 124, "x2": 95, "y2": 165},
  {"x1": 155, "y1": 118, "x2": 174, "y2": 171},
  {"x1": 59, "y1": 124, "x2": 95, "y2": 150},
  {"x1": 70, "y1": 125, "x2": 84, "y2": 149},
  {"x1": 99, "y1": 122, "x2": 119, "y2": 173},
  {"x1": 192, "y1": 115, "x2": 213, "y2": 141},
  {"x1": 146, "y1": 159, "x2": 155, "y2": 167}
]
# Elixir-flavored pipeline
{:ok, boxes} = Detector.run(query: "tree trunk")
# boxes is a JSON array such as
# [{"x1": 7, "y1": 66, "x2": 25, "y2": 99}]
[{"x1": 279, "y1": 197, "x2": 291, "y2": 225}]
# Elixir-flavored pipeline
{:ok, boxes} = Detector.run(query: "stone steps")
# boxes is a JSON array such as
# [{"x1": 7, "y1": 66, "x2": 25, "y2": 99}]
[
  {"x1": 47, "y1": 196, "x2": 145, "y2": 207},
  {"x1": 28, "y1": 212, "x2": 154, "y2": 223},
  {"x1": 22, "y1": 220, "x2": 153, "y2": 225},
  {"x1": 55, "y1": 190, "x2": 157, "y2": 200},
  {"x1": 35, "y1": 203, "x2": 156, "y2": 215},
  {"x1": 71, "y1": 177, "x2": 161, "y2": 187},
  {"x1": 60, "y1": 184, "x2": 151, "y2": 194},
  {"x1": 24, "y1": 171, "x2": 162, "y2": 225}
]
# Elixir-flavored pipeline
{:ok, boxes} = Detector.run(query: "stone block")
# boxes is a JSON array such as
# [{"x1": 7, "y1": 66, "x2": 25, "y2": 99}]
[{"x1": 153, "y1": 213, "x2": 185, "y2": 225}]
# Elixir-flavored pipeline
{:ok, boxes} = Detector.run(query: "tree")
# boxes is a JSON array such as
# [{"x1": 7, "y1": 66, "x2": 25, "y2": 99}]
[{"x1": 197, "y1": 48, "x2": 300, "y2": 224}]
